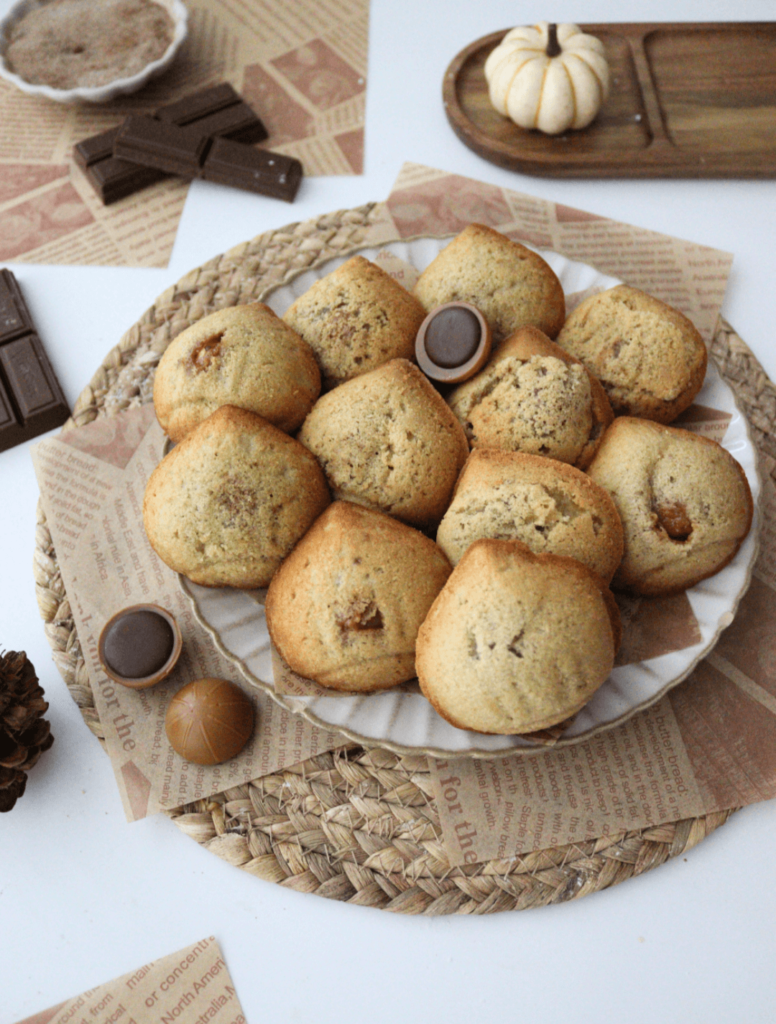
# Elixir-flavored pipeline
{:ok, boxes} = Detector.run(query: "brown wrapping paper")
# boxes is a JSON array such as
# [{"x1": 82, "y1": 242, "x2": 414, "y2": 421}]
[
  {"x1": 32, "y1": 406, "x2": 342, "y2": 821},
  {"x1": 13, "y1": 937, "x2": 245, "y2": 1024},
  {"x1": 383, "y1": 162, "x2": 730, "y2": 345},
  {"x1": 0, "y1": 0, "x2": 369, "y2": 267}
]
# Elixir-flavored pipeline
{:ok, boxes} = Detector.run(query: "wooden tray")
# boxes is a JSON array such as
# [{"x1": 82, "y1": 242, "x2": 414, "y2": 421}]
[{"x1": 443, "y1": 22, "x2": 776, "y2": 178}]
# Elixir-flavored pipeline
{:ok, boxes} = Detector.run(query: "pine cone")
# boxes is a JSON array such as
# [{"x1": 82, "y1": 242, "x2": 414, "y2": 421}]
[{"x1": 0, "y1": 650, "x2": 55, "y2": 812}]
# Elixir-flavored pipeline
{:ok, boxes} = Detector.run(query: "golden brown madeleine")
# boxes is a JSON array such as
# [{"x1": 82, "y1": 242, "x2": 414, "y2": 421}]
[
  {"x1": 416, "y1": 539, "x2": 620, "y2": 734},
  {"x1": 586, "y1": 417, "x2": 753, "y2": 595},
  {"x1": 153, "y1": 302, "x2": 321, "y2": 442},
  {"x1": 413, "y1": 224, "x2": 565, "y2": 342},
  {"x1": 447, "y1": 326, "x2": 613, "y2": 468},
  {"x1": 298, "y1": 359, "x2": 469, "y2": 528},
  {"x1": 143, "y1": 405, "x2": 330, "y2": 588},
  {"x1": 556, "y1": 285, "x2": 707, "y2": 423},
  {"x1": 266, "y1": 502, "x2": 452, "y2": 692},
  {"x1": 282, "y1": 255, "x2": 427, "y2": 390},
  {"x1": 437, "y1": 448, "x2": 623, "y2": 582}
]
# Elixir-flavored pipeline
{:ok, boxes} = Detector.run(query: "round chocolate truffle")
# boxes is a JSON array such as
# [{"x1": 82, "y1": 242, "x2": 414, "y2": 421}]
[
  {"x1": 165, "y1": 678, "x2": 254, "y2": 766},
  {"x1": 415, "y1": 302, "x2": 492, "y2": 383},
  {"x1": 98, "y1": 604, "x2": 182, "y2": 689}
]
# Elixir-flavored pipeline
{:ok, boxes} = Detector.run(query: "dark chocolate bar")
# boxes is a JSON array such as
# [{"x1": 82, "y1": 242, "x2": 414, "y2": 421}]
[
  {"x1": 114, "y1": 116, "x2": 210, "y2": 177},
  {"x1": 0, "y1": 267, "x2": 34, "y2": 341},
  {"x1": 115, "y1": 119, "x2": 303, "y2": 202},
  {"x1": 202, "y1": 137, "x2": 303, "y2": 201},
  {"x1": 73, "y1": 84, "x2": 268, "y2": 205},
  {"x1": 86, "y1": 156, "x2": 165, "y2": 206},
  {"x1": 0, "y1": 270, "x2": 69, "y2": 452},
  {"x1": 154, "y1": 83, "x2": 247, "y2": 126},
  {"x1": 74, "y1": 126, "x2": 167, "y2": 204},
  {"x1": 183, "y1": 102, "x2": 269, "y2": 145}
]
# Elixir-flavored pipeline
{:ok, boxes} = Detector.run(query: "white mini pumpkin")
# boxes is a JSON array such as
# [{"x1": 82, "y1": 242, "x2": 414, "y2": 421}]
[{"x1": 484, "y1": 22, "x2": 610, "y2": 135}]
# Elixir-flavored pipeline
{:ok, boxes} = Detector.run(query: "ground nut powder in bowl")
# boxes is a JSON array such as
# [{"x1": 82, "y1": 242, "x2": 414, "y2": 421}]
[{"x1": 0, "y1": 0, "x2": 187, "y2": 101}]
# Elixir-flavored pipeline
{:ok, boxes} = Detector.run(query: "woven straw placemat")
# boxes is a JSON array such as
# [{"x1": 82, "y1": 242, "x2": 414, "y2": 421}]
[{"x1": 36, "y1": 203, "x2": 776, "y2": 914}]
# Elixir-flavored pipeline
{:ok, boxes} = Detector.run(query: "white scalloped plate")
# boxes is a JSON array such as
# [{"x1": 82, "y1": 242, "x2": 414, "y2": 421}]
[{"x1": 180, "y1": 236, "x2": 760, "y2": 757}]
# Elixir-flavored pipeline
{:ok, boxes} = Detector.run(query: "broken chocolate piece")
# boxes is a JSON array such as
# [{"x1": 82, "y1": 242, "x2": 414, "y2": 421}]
[
  {"x1": 0, "y1": 270, "x2": 69, "y2": 452},
  {"x1": 86, "y1": 156, "x2": 164, "y2": 205},
  {"x1": 73, "y1": 83, "x2": 268, "y2": 204},
  {"x1": 201, "y1": 137, "x2": 303, "y2": 202},
  {"x1": 114, "y1": 116, "x2": 210, "y2": 176},
  {"x1": 155, "y1": 82, "x2": 244, "y2": 125},
  {"x1": 74, "y1": 126, "x2": 123, "y2": 169},
  {"x1": 114, "y1": 119, "x2": 303, "y2": 202},
  {"x1": 73, "y1": 124, "x2": 166, "y2": 203},
  {"x1": 154, "y1": 82, "x2": 268, "y2": 144},
  {"x1": 186, "y1": 101, "x2": 270, "y2": 145},
  {"x1": 0, "y1": 268, "x2": 35, "y2": 342}
]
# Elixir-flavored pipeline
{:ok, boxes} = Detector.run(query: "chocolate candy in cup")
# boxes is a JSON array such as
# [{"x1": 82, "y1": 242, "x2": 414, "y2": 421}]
[
  {"x1": 73, "y1": 84, "x2": 268, "y2": 205},
  {"x1": 0, "y1": 269, "x2": 70, "y2": 453},
  {"x1": 425, "y1": 306, "x2": 481, "y2": 367},
  {"x1": 415, "y1": 302, "x2": 492, "y2": 383},
  {"x1": 165, "y1": 678, "x2": 255, "y2": 766},
  {"x1": 98, "y1": 604, "x2": 182, "y2": 689}
]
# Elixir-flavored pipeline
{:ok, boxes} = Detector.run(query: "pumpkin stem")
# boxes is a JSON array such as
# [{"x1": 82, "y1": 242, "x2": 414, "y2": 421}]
[{"x1": 546, "y1": 23, "x2": 561, "y2": 57}]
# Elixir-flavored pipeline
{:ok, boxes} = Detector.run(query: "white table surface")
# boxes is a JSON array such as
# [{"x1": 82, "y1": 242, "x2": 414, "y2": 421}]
[{"x1": 2, "y1": 2, "x2": 775, "y2": 1021}]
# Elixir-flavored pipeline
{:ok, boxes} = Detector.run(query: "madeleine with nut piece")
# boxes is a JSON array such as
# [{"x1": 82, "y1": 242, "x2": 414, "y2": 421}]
[
  {"x1": 153, "y1": 302, "x2": 321, "y2": 442},
  {"x1": 586, "y1": 417, "x2": 753, "y2": 595},
  {"x1": 266, "y1": 502, "x2": 452, "y2": 692}
]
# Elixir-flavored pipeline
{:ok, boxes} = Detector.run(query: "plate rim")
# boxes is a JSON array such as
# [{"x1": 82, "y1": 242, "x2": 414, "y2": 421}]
[{"x1": 179, "y1": 235, "x2": 762, "y2": 759}]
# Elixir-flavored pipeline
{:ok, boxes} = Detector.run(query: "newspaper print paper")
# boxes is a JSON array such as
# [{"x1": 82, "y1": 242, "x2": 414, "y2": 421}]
[{"x1": 0, "y1": 0, "x2": 369, "y2": 267}]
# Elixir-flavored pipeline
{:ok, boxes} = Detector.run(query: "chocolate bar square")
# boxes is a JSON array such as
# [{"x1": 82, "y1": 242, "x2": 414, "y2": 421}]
[{"x1": 0, "y1": 270, "x2": 69, "y2": 452}]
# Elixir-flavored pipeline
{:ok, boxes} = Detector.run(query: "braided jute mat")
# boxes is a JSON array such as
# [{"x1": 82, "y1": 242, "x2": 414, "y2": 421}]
[{"x1": 35, "y1": 203, "x2": 776, "y2": 914}]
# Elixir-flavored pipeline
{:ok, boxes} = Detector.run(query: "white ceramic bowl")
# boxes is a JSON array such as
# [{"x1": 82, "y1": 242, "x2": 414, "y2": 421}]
[{"x1": 0, "y1": 0, "x2": 188, "y2": 103}]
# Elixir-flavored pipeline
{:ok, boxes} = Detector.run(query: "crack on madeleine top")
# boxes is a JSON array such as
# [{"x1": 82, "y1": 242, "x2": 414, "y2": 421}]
[{"x1": 507, "y1": 629, "x2": 525, "y2": 658}]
